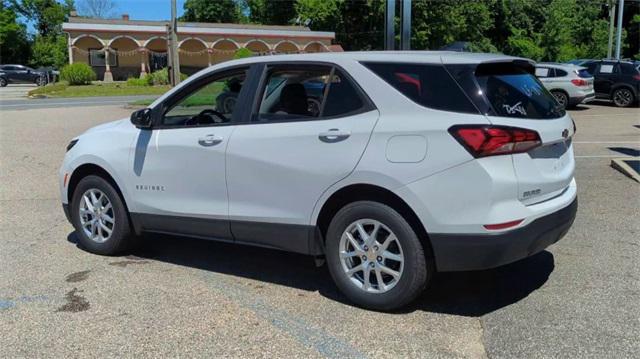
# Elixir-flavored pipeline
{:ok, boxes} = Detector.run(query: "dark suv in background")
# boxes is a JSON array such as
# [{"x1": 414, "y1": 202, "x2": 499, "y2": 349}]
[
  {"x1": 581, "y1": 60, "x2": 640, "y2": 107},
  {"x1": 0, "y1": 64, "x2": 49, "y2": 87}
]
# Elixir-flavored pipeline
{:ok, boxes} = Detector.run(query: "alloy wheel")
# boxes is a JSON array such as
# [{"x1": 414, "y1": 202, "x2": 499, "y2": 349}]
[
  {"x1": 79, "y1": 188, "x2": 115, "y2": 243},
  {"x1": 339, "y1": 219, "x2": 404, "y2": 293},
  {"x1": 613, "y1": 89, "x2": 633, "y2": 107},
  {"x1": 552, "y1": 91, "x2": 568, "y2": 108}
]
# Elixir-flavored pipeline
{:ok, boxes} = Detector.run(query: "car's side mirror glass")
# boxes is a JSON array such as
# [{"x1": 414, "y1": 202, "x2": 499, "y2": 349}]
[{"x1": 131, "y1": 108, "x2": 153, "y2": 129}]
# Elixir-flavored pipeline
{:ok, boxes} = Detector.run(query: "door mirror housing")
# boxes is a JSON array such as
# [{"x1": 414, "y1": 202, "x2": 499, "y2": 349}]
[{"x1": 131, "y1": 108, "x2": 153, "y2": 129}]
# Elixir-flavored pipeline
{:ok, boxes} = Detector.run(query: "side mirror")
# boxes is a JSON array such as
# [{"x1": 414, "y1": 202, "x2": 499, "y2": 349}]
[{"x1": 130, "y1": 108, "x2": 153, "y2": 129}]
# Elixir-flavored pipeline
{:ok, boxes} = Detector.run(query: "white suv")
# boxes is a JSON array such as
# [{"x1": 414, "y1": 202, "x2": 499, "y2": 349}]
[
  {"x1": 535, "y1": 63, "x2": 595, "y2": 109},
  {"x1": 60, "y1": 52, "x2": 578, "y2": 310}
]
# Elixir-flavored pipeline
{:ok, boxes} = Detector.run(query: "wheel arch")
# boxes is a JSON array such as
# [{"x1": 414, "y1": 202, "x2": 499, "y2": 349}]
[
  {"x1": 610, "y1": 83, "x2": 637, "y2": 98},
  {"x1": 67, "y1": 163, "x2": 131, "y2": 219},
  {"x1": 315, "y1": 183, "x2": 434, "y2": 258}
]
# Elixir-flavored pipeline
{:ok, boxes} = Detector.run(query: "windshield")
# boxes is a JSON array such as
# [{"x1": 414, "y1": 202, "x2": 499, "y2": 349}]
[{"x1": 475, "y1": 63, "x2": 565, "y2": 119}]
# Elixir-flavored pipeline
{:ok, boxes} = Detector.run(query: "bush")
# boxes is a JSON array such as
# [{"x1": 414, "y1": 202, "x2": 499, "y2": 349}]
[
  {"x1": 60, "y1": 63, "x2": 96, "y2": 85},
  {"x1": 126, "y1": 77, "x2": 150, "y2": 86},
  {"x1": 148, "y1": 68, "x2": 188, "y2": 85},
  {"x1": 234, "y1": 47, "x2": 254, "y2": 59}
]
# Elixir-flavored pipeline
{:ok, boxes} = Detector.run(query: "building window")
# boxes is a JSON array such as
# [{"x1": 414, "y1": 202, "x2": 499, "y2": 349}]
[{"x1": 89, "y1": 48, "x2": 118, "y2": 67}]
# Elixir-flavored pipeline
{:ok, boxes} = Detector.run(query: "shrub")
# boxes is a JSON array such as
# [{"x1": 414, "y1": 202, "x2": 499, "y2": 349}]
[
  {"x1": 234, "y1": 47, "x2": 254, "y2": 59},
  {"x1": 126, "y1": 77, "x2": 149, "y2": 86},
  {"x1": 60, "y1": 63, "x2": 96, "y2": 85},
  {"x1": 148, "y1": 68, "x2": 188, "y2": 85}
]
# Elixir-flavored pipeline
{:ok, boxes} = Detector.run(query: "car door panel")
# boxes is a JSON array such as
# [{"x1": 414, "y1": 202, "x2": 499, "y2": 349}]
[
  {"x1": 226, "y1": 110, "x2": 379, "y2": 250},
  {"x1": 127, "y1": 67, "x2": 253, "y2": 240}
]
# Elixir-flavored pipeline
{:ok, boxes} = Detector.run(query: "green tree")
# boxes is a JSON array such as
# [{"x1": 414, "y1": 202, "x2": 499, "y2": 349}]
[
  {"x1": 182, "y1": 0, "x2": 242, "y2": 23},
  {"x1": 246, "y1": 0, "x2": 296, "y2": 25},
  {"x1": 411, "y1": 0, "x2": 496, "y2": 51},
  {"x1": 10, "y1": 0, "x2": 74, "y2": 37},
  {"x1": 0, "y1": 1, "x2": 31, "y2": 64},
  {"x1": 30, "y1": 33, "x2": 67, "y2": 67}
]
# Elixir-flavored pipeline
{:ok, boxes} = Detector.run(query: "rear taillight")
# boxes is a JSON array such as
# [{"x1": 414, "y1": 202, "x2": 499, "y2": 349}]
[
  {"x1": 449, "y1": 125, "x2": 541, "y2": 158},
  {"x1": 633, "y1": 74, "x2": 640, "y2": 81},
  {"x1": 571, "y1": 79, "x2": 588, "y2": 86}
]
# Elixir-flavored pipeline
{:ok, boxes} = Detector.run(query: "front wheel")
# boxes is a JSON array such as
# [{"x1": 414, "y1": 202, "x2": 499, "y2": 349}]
[
  {"x1": 325, "y1": 201, "x2": 431, "y2": 311},
  {"x1": 612, "y1": 88, "x2": 635, "y2": 107},
  {"x1": 36, "y1": 76, "x2": 47, "y2": 86},
  {"x1": 70, "y1": 175, "x2": 133, "y2": 255},
  {"x1": 0, "y1": 77, "x2": 7, "y2": 87}
]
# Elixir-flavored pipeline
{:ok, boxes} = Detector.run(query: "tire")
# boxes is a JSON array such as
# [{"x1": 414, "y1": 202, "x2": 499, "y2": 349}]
[
  {"x1": 70, "y1": 175, "x2": 133, "y2": 255},
  {"x1": 325, "y1": 201, "x2": 432, "y2": 311},
  {"x1": 551, "y1": 90, "x2": 569, "y2": 110},
  {"x1": 612, "y1": 88, "x2": 635, "y2": 107},
  {"x1": 36, "y1": 76, "x2": 47, "y2": 87},
  {"x1": 0, "y1": 78, "x2": 7, "y2": 87}
]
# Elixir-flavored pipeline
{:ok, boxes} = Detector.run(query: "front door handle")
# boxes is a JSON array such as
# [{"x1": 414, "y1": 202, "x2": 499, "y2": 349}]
[
  {"x1": 198, "y1": 134, "x2": 223, "y2": 147},
  {"x1": 319, "y1": 129, "x2": 351, "y2": 143}
]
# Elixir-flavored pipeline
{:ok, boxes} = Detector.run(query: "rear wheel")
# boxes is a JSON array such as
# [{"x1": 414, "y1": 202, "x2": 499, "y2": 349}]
[
  {"x1": 612, "y1": 88, "x2": 635, "y2": 107},
  {"x1": 551, "y1": 90, "x2": 569, "y2": 109},
  {"x1": 325, "y1": 201, "x2": 431, "y2": 311},
  {"x1": 71, "y1": 175, "x2": 133, "y2": 255}
]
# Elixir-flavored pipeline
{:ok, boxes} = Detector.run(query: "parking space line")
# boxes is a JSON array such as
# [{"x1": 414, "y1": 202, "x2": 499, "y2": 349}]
[
  {"x1": 575, "y1": 155, "x2": 635, "y2": 158},
  {"x1": 574, "y1": 141, "x2": 639, "y2": 144}
]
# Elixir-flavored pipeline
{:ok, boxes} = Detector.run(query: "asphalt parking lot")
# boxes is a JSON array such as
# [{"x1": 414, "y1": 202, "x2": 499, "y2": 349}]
[{"x1": 0, "y1": 100, "x2": 638, "y2": 358}]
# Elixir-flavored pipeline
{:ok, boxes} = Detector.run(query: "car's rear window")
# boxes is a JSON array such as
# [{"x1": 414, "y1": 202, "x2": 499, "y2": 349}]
[
  {"x1": 474, "y1": 63, "x2": 565, "y2": 119},
  {"x1": 362, "y1": 62, "x2": 479, "y2": 114},
  {"x1": 577, "y1": 68, "x2": 592, "y2": 78},
  {"x1": 620, "y1": 63, "x2": 640, "y2": 75}
]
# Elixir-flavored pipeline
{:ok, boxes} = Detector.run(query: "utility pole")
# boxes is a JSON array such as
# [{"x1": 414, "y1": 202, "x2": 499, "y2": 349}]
[
  {"x1": 169, "y1": 0, "x2": 181, "y2": 86},
  {"x1": 615, "y1": 0, "x2": 624, "y2": 60},
  {"x1": 607, "y1": 0, "x2": 615, "y2": 59},
  {"x1": 400, "y1": 0, "x2": 411, "y2": 50},
  {"x1": 384, "y1": 0, "x2": 395, "y2": 50}
]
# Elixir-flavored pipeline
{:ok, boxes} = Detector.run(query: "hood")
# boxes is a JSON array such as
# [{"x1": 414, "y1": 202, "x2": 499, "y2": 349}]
[{"x1": 82, "y1": 118, "x2": 127, "y2": 135}]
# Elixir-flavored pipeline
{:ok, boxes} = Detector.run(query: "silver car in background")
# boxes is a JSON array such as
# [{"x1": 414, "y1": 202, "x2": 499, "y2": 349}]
[{"x1": 535, "y1": 63, "x2": 595, "y2": 109}]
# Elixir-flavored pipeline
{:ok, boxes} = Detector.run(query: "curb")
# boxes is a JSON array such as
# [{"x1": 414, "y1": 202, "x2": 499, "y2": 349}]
[{"x1": 610, "y1": 157, "x2": 640, "y2": 183}]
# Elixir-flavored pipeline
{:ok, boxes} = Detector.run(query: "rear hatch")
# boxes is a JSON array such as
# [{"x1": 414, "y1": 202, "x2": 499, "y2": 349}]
[{"x1": 446, "y1": 60, "x2": 575, "y2": 205}]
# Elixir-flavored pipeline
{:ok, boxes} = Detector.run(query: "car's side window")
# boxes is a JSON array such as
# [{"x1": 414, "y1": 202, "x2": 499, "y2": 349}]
[
  {"x1": 535, "y1": 67, "x2": 550, "y2": 78},
  {"x1": 555, "y1": 69, "x2": 568, "y2": 77},
  {"x1": 162, "y1": 70, "x2": 247, "y2": 128},
  {"x1": 256, "y1": 66, "x2": 332, "y2": 122}
]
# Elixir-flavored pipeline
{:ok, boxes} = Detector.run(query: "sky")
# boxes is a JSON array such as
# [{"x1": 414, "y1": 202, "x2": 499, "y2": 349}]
[{"x1": 109, "y1": 0, "x2": 186, "y2": 21}]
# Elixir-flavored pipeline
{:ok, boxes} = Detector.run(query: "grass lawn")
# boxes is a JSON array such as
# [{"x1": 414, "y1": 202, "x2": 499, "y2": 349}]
[{"x1": 28, "y1": 82, "x2": 171, "y2": 98}]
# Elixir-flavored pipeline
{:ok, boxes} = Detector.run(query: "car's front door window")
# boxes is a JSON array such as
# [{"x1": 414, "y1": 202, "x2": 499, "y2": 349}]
[{"x1": 163, "y1": 70, "x2": 247, "y2": 127}]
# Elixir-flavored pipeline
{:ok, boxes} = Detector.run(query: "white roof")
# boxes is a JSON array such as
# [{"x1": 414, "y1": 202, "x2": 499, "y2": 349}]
[{"x1": 220, "y1": 51, "x2": 532, "y2": 66}]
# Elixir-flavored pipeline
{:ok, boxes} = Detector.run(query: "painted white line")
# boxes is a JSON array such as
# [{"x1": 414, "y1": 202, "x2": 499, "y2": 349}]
[
  {"x1": 574, "y1": 141, "x2": 640, "y2": 144},
  {"x1": 575, "y1": 155, "x2": 635, "y2": 158},
  {"x1": 574, "y1": 113, "x2": 640, "y2": 117},
  {"x1": 1, "y1": 100, "x2": 127, "y2": 108}
]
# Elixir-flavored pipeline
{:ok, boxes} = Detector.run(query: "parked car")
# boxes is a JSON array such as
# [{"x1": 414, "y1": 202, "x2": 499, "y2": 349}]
[
  {"x1": 60, "y1": 52, "x2": 577, "y2": 310},
  {"x1": 535, "y1": 63, "x2": 595, "y2": 109},
  {"x1": 581, "y1": 60, "x2": 640, "y2": 107},
  {"x1": 0, "y1": 64, "x2": 49, "y2": 87}
]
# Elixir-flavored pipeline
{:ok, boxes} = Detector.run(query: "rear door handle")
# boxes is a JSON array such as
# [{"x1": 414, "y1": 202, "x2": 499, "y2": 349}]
[
  {"x1": 319, "y1": 129, "x2": 351, "y2": 143},
  {"x1": 198, "y1": 134, "x2": 223, "y2": 147}
]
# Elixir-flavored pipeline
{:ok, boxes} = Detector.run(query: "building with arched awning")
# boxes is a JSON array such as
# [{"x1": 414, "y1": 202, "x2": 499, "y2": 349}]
[{"x1": 62, "y1": 14, "x2": 338, "y2": 82}]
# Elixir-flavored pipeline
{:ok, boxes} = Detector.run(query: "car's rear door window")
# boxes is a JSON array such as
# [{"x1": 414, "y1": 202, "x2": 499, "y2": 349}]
[
  {"x1": 362, "y1": 62, "x2": 479, "y2": 114},
  {"x1": 254, "y1": 64, "x2": 370, "y2": 122},
  {"x1": 474, "y1": 63, "x2": 564, "y2": 119}
]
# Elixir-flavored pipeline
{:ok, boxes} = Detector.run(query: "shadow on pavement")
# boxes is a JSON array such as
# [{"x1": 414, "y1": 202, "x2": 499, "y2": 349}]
[
  {"x1": 608, "y1": 147, "x2": 640, "y2": 157},
  {"x1": 67, "y1": 231, "x2": 554, "y2": 316}
]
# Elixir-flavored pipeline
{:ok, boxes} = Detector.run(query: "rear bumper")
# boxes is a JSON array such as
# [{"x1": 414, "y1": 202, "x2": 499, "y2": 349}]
[
  {"x1": 570, "y1": 91, "x2": 596, "y2": 105},
  {"x1": 430, "y1": 197, "x2": 577, "y2": 272}
]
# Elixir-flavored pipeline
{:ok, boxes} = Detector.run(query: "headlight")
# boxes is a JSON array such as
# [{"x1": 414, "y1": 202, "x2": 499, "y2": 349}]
[{"x1": 66, "y1": 139, "x2": 78, "y2": 152}]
